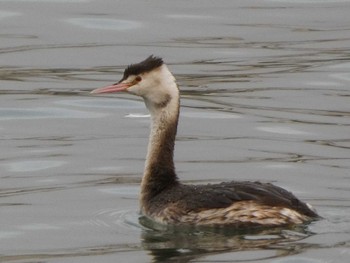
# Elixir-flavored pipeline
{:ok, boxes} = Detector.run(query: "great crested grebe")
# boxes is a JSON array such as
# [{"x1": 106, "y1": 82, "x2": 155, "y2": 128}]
[{"x1": 91, "y1": 56, "x2": 319, "y2": 228}]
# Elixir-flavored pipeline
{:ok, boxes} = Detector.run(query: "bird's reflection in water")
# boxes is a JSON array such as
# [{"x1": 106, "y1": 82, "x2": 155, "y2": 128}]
[{"x1": 140, "y1": 216, "x2": 315, "y2": 263}]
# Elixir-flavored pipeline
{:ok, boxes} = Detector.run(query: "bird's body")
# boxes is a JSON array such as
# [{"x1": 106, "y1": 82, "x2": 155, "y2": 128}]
[{"x1": 91, "y1": 56, "x2": 319, "y2": 228}]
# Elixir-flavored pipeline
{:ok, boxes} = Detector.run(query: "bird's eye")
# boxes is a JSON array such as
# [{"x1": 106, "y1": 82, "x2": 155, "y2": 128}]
[{"x1": 135, "y1": 76, "x2": 142, "y2": 82}]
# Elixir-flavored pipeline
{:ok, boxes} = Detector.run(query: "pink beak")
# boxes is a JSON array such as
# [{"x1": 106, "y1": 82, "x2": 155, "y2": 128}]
[{"x1": 91, "y1": 82, "x2": 130, "y2": 94}]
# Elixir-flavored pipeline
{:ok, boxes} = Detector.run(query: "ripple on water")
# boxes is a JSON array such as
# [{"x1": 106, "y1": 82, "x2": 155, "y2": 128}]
[
  {"x1": 306, "y1": 81, "x2": 342, "y2": 87},
  {"x1": 55, "y1": 98, "x2": 143, "y2": 109},
  {"x1": 92, "y1": 166, "x2": 124, "y2": 172},
  {"x1": 329, "y1": 62, "x2": 350, "y2": 69},
  {"x1": 19, "y1": 224, "x2": 61, "y2": 231},
  {"x1": 89, "y1": 209, "x2": 142, "y2": 231},
  {"x1": 264, "y1": 163, "x2": 294, "y2": 169},
  {"x1": 0, "y1": 107, "x2": 105, "y2": 120},
  {"x1": 256, "y1": 126, "x2": 311, "y2": 135},
  {"x1": 99, "y1": 186, "x2": 139, "y2": 197},
  {"x1": 0, "y1": 0, "x2": 89, "y2": 2},
  {"x1": 0, "y1": 11, "x2": 20, "y2": 20},
  {"x1": 271, "y1": 258, "x2": 325, "y2": 263},
  {"x1": 269, "y1": 0, "x2": 350, "y2": 3},
  {"x1": 125, "y1": 113, "x2": 150, "y2": 118},
  {"x1": 66, "y1": 18, "x2": 142, "y2": 30},
  {"x1": 5, "y1": 160, "x2": 66, "y2": 172},
  {"x1": 182, "y1": 111, "x2": 241, "y2": 119},
  {"x1": 166, "y1": 14, "x2": 214, "y2": 19},
  {"x1": 0, "y1": 231, "x2": 22, "y2": 240},
  {"x1": 330, "y1": 73, "x2": 350, "y2": 82}
]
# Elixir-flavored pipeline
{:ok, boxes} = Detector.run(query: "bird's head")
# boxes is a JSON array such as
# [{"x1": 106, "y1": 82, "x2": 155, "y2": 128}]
[{"x1": 91, "y1": 56, "x2": 178, "y2": 108}]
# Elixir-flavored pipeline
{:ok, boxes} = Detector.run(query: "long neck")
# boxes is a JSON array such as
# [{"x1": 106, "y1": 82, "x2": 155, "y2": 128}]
[{"x1": 140, "y1": 83, "x2": 180, "y2": 209}]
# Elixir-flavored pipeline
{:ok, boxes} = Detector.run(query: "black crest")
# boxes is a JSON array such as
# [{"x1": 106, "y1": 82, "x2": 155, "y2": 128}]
[{"x1": 122, "y1": 55, "x2": 163, "y2": 81}]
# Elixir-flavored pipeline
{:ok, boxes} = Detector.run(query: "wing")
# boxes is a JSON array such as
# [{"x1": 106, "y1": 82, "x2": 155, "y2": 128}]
[{"x1": 173, "y1": 181, "x2": 317, "y2": 218}]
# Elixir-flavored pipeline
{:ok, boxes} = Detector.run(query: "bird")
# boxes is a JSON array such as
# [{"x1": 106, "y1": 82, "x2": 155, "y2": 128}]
[{"x1": 91, "y1": 56, "x2": 319, "y2": 228}]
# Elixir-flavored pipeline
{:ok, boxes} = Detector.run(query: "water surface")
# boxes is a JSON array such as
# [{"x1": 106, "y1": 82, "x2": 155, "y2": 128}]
[{"x1": 1, "y1": 0, "x2": 350, "y2": 262}]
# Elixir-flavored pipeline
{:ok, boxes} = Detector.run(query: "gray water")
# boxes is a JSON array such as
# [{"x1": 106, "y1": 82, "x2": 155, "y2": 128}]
[{"x1": 1, "y1": 0, "x2": 350, "y2": 262}]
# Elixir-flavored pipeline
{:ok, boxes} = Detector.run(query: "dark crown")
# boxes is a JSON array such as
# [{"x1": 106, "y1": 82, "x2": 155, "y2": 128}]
[{"x1": 122, "y1": 56, "x2": 163, "y2": 80}]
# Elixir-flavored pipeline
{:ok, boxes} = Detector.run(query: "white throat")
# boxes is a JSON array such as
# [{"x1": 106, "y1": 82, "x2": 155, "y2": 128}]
[{"x1": 142, "y1": 65, "x2": 179, "y2": 117}]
